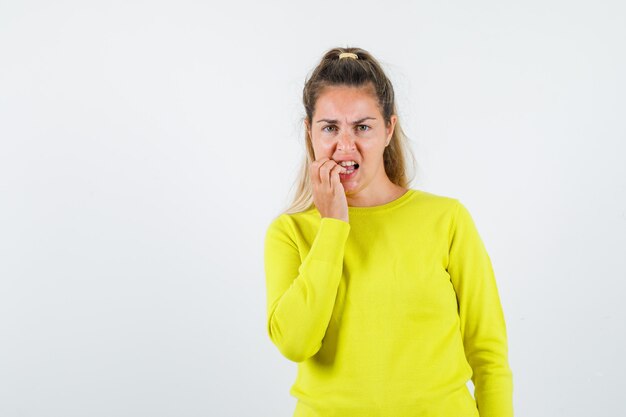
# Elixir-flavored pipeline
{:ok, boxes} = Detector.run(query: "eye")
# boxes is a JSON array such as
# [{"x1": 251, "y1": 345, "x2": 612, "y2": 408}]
[
  {"x1": 322, "y1": 125, "x2": 337, "y2": 133},
  {"x1": 357, "y1": 125, "x2": 371, "y2": 132}
]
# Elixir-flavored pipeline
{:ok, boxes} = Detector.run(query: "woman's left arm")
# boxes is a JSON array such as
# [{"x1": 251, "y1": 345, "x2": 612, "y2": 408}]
[{"x1": 447, "y1": 199, "x2": 514, "y2": 417}]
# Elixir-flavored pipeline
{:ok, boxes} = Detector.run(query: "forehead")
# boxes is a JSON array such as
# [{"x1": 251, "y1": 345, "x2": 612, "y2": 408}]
[{"x1": 314, "y1": 85, "x2": 380, "y2": 118}]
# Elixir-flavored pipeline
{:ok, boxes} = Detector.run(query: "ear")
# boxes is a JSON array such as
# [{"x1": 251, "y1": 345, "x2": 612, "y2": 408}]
[{"x1": 386, "y1": 115, "x2": 397, "y2": 146}]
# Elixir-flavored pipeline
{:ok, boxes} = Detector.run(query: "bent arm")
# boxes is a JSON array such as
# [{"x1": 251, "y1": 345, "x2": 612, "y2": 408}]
[
  {"x1": 447, "y1": 200, "x2": 514, "y2": 417},
  {"x1": 264, "y1": 215, "x2": 350, "y2": 362}
]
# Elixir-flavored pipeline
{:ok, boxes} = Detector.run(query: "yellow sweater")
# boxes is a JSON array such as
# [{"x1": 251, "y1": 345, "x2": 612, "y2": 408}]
[{"x1": 264, "y1": 189, "x2": 513, "y2": 417}]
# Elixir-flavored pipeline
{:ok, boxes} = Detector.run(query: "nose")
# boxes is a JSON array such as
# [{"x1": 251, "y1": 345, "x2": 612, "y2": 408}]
[{"x1": 337, "y1": 128, "x2": 356, "y2": 151}]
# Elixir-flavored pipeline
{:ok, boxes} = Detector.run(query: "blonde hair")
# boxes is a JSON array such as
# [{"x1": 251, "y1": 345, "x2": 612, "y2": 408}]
[{"x1": 280, "y1": 46, "x2": 417, "y2": 215}]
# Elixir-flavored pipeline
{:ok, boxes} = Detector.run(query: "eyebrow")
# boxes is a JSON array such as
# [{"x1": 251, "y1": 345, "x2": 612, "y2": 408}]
[{"x1": 315, "y1": 116, "x2": 377, "y2": 124}]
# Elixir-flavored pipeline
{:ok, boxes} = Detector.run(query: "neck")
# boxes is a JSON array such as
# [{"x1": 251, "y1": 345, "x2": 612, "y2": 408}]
[{"x1": 346, "y1": 177, "x2": 407, "y2": 207}]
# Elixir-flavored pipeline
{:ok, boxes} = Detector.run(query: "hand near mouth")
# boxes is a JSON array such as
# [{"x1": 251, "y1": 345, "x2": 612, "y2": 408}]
[{"x1": 309, "y1": 157, "x2": 349, "y2": 223}]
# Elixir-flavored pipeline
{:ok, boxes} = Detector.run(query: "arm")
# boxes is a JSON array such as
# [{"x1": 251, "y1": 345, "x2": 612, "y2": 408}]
[
  {"x1": 264, "y1": 215, "x2": 351, "y2": 362},
  {"x1": 447, "y1": 200, "x2": 514, "y2": 417}
]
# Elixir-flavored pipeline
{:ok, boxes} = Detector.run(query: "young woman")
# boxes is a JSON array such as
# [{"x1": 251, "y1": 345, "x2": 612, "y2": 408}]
[{"x1": 264, "y1": 47, "x2": 513, "y2": 417}]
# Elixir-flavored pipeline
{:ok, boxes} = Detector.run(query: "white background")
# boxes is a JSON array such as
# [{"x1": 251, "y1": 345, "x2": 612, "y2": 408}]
[{"x1": 1, "y1": 1, "x2": 625, "y2": 416}]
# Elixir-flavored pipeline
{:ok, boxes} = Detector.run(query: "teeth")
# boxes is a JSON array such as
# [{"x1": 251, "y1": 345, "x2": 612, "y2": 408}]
[{"x1": 339, "y1": 161, "x2": 356, "y2": 167}]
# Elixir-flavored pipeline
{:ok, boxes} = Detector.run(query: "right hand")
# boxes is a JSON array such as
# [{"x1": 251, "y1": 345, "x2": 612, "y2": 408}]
[{"x1": 310, "y1": 157, "x2": 349, "y2": 223}]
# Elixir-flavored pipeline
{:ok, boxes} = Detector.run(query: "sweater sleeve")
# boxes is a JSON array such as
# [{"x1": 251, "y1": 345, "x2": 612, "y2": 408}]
[
  {"x1": 447, "y1": 200, "x2": 514, "y2": 417},
  {"x1": 264, "y1": 215, "x2": 351, "y2": 363}
]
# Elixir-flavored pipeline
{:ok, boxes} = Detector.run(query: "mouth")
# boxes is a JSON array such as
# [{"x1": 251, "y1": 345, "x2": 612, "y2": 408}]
[
  {"x1": 338, "y1": 162, "x2": 359, "y2": 180},
  {"x1": 335, "y1": 160, "x2": 360, "y2": 170}
]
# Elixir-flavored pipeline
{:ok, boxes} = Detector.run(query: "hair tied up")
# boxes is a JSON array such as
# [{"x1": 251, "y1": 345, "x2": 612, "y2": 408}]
[{"x1": 338, "y1": 52, "x2": 359, "y2": 60}]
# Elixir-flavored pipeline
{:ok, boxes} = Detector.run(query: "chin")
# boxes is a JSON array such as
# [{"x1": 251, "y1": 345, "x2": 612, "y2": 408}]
[{"x1": 342, "y1": 183, "x2": 360, "y2": 194}]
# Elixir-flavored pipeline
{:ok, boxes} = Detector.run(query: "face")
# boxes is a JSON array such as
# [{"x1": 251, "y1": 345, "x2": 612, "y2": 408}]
[{"x1": 306, "y1": 84, "x2": 397, "y2": 196}]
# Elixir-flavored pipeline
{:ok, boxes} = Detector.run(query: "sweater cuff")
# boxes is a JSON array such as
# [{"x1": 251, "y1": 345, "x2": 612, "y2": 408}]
[{"x1": 308, "y1": 217, "x2": 351, "y2": 264}]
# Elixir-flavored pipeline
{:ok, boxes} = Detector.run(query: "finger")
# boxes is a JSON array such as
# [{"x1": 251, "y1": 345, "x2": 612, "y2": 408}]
[
  {"x1": 319, "y1": 159, "x2": 336, "y2": 189},
  {"x1": 309, "y1": 157, "x2": 330, "y2": 185},
  {"x1": 330, "y1": 164, "x2": 345, "y2": 189},
  {"x1": 331, "y1": 163, "x2": 346, "y2": 177},
  {"x1": 326, "y1": 162, "x2": 346, "y2": 191}
]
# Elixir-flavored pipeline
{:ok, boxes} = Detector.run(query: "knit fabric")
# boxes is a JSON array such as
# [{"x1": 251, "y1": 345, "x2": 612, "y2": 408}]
[{"x1": 264, "y1": 189, "x2": 513, "y2": 417}]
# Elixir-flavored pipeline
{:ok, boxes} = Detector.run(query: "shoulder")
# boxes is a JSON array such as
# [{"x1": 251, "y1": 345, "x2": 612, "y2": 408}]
[
  {"x1": 407, "y1": 189, "x2": 480, "y2": 236},
  {"x1": 264, "y1": 208, "x2": 319, "y2": 237},
  {"x1": 410, "y1": 188, "x2": 463, "y2": 215},
  {"x1": 265, "y1": 212, "x2": 292, "y2": 236}
]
